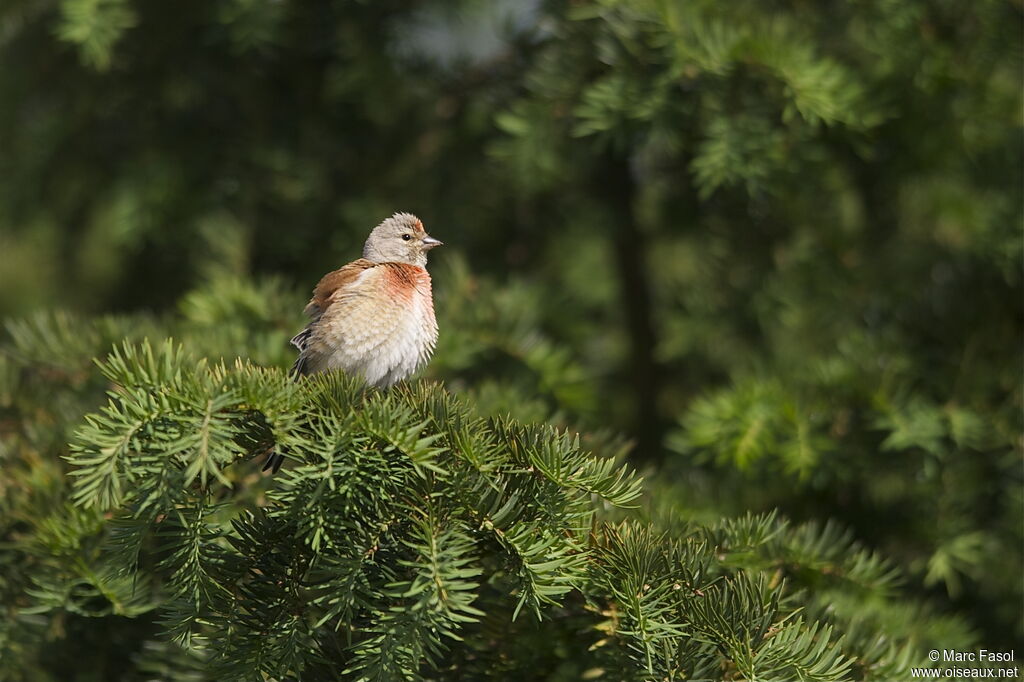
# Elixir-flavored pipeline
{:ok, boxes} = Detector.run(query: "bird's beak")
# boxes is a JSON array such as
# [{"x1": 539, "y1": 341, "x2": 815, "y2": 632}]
[{"x1": 422, "y1": 236, "x2": 443, "y2": 249}]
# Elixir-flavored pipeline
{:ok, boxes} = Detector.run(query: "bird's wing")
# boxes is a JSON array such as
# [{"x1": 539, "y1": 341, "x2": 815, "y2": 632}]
[
  {"x1": 290, "y1": 259, "x2": 378, "y2": 375},
  {"x1": 304, "y1": 259, "x2": 378, "y2": 320}
]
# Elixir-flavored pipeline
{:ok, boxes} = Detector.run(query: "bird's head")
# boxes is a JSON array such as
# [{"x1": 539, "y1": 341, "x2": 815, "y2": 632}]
[{"x1": 362, "y1": 212, "x2": 442, "y2": 268}]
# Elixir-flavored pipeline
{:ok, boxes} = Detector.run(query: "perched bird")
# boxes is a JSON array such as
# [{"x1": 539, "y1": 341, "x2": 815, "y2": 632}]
[{"x1": 262, "y1": 212, "x2": 442, "y2": 472}]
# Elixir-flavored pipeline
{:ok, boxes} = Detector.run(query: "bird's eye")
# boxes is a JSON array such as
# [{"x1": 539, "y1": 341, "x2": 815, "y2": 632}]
[{"x1": 401, "y1": 234, "x2": 412, "y2": 241}]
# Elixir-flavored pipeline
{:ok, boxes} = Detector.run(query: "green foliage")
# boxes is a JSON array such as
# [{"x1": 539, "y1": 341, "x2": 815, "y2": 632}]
[
  {"x1": 56, "y1": 0, "x2": 137, "y2": 70},
  {"x1": 0, "y1": 300, "x2": 978, "y2": 681},
  {"x1": 0, "y1": 0, "x2": 1019, "y2": 676},
  {"x1": 489, "y1": 6, "x2": 1021, "y2": 649}
]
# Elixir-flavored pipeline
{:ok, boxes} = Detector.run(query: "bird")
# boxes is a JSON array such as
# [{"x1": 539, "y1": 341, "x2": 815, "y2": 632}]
[{"x1": 262, "y1": 212, "x2": 442, "y2": 473}]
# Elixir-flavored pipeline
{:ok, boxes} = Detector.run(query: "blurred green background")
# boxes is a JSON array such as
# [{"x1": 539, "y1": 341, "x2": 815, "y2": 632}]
[{"x1": 1, "y1": 0, "x2": 1021, "y2": 657}]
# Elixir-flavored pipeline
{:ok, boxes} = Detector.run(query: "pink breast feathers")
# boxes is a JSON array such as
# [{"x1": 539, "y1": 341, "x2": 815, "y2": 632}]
[{"x1": 383, "y1": 262, "x2": 432, "y2": 305}]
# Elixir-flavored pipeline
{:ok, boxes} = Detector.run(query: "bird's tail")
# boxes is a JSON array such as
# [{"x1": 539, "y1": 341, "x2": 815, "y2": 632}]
[
  {"x1": 261, "y1": 446, "x2": 285, "y2": 474},
  {"x1": 289, "y1": 328, "x2": 312, "y2": 377}
]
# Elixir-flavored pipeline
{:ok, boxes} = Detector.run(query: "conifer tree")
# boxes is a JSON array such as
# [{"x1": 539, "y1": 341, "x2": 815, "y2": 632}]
[
  {"x1": 0, "y1": 277, "x2": 985, "y2": 681},
  {"x1": 0, "y1": 0, "x2": 1019, "y2": 676}
]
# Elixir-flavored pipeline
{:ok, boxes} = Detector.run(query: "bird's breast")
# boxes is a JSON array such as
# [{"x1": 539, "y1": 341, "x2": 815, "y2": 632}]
[{"x1": 313, "y1": 263, "x2": 437, "y2": 387}]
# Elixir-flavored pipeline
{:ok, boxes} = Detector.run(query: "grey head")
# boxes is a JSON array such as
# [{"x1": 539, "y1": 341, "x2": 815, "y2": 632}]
[{"x1": 362, "y1": 212, "x2": 443, "y2": 268}]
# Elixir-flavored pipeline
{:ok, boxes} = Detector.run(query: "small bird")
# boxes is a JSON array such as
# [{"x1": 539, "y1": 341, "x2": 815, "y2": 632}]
[{"x1": 263, "y1": 212, "x2": 442, "y2": 472}]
